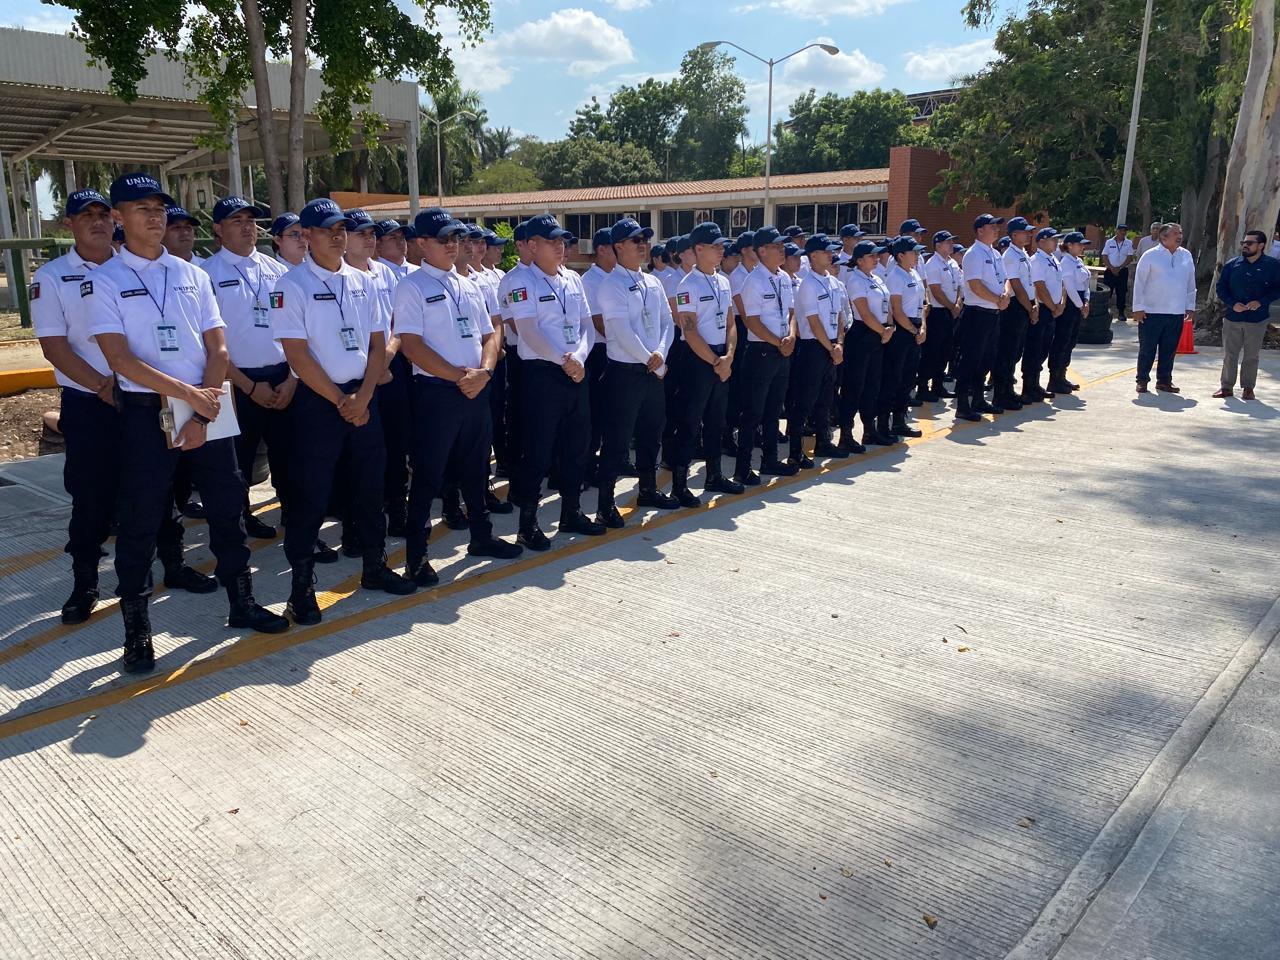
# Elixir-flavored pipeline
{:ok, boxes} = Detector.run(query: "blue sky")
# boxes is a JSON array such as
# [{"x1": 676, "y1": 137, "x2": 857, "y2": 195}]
[{"x1": 4, "y1": 0, "x2": 1012, "y2": 144}]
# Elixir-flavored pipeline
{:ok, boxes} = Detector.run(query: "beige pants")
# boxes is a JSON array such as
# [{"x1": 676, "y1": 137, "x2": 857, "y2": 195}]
[{"x1": 1221, "y1": 319, "x2": 1268, "y2": 390}]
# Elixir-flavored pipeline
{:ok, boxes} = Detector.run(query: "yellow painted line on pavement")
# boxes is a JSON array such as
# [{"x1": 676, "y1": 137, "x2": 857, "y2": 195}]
[{"x1": 0, "y1": 367, "x2": 1134, "y2": 743}]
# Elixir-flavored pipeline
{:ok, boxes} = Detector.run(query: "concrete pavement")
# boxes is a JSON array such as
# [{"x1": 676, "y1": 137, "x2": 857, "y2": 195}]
[{"x1": 1, "y1": 325, "x2": 1278, "y2": 960}]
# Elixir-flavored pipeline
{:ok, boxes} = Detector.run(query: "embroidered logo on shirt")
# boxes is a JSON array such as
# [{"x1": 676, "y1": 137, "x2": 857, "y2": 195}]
[
  {"x1": 269, "y1": 291, "x2": 284, "y2": 309},
  {"x1": 218, "y1": 279, "x2": 241, "y2": 288},
  {"x1": 510, "y1": 287, "x2": 528, "y2": 303},
  {"x1": 28, "y1": 282, "x2": 40, "y2": 301},
  {"x1": 80, "y1": 281, "x2": 93, "y2": 298},
  {"x1": 676, "y1": 292, "x2": 691, "y2": 306}
]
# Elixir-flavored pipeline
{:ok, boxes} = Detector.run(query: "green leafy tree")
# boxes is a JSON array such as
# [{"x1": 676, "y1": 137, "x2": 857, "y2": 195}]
[
  {"x1": 418, "y1": 81, "x2": 488, "y2": 197},
  {"x1": 534, "y1": 138, "x2": 662, "y2": 189},
  {"x1": 670, "y1": 47, "x2": 748, "y2": 180},
  {"x1": 458, "y1": 159, "x2": 543, "y2": 195},
  {"x1": 568, "y1": 97, "x2": 614, "y2": 140},
  {"x1": 605, "y1": 78, "x2": 681, "y2": 173},
  {"x1": 488, "y1": 220, "x2": 517, "y2": 271},
  {"x1": 480, "y1": 126, "x2": 516, "y2": 164},
  {"x1": 773, "y1": 89, "x2": 918, "y2": 173}
]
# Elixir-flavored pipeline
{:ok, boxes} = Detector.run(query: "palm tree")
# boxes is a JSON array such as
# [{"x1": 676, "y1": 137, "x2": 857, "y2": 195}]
[
  {"x1": 481, "y1": 126, "x2": 516, "y2": 165},
  {"x1": 418, "y1": 82, "x2": 487, "y2": 198}
]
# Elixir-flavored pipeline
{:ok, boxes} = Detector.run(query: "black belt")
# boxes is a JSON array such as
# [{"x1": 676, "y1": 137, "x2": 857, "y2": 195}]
[
  {"x1": 120, "y1": 391, "x2": 162, "y2": 409},
  {"x1": 968, "y1": 306, "x2": 1000, "y2": 315}
]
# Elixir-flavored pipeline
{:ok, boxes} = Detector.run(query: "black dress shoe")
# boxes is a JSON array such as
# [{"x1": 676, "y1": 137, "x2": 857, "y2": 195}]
[
  {"x1": 620, "y1": 460, "x2": 639, "y2": 478},
  {"x1": 844, "y1": 439, "x2": 867, "y2": 454},
  {"x1": 636, "y1": 489, "x2": 680, "y2": 509},
  {"x1": 893, "y1": 423, "x2": 923, "y2": 439},
  {"x1": 411, "y1": 560, "x2": 439, "y2": 587},
  {"x1": 341, "y1": 539, "x2": 362, "y2": 559},
  {"x1": 733, "y1": 471, "x2": 762, "y2": 487},
  {"x1": 178, "y1": 499, "x2": 206, "y2": 520},
  {"x1": 956, "y1": 410, "x2": 982, "y2": 422},
  {"x1": 916, "y1": 391, "x2": 939, "y2": 403},
  {"x1": 813, "y1": 442, "x2": 849, "y2": 459},
  {"x1": 442, "y1": 508, "x2": 468, "y2": 531},
  {"x1": 244, "y1": 514, "x2": 278, "y2": 539},
  {"x1": 361, "y1": 563, "x2": 417, "y2": 595},
  {"x1": 792, "y1": 455, "x2": 816, "y2": 469},
  {"x1": 597, "y1": 505, "x2": 626, "y2": 528},
  {"x1": 935, "y1": 387, "x2": 957, "y2": 398},
  {"x1": 313, "y1": 539, "x2": 340, "y2": 564},
  {"x1": 61, "y1": 569, "x2": 99, "y2": 625},
  {"x1": 760, "y1": 460, "x2": 799, "y2": 476},
  {"x1": 485, "y1": 490, "x2": 514, "y2": 514},
  {"x1": 518, "y1": 522, "x2": 551, "y2": 552},
  {"x1": 705, "y1": 474, "x2": 745, "y2": 495},
  {"x1": 972, "y1": 399, "x2": 997, "y2": 414},
  {"x1": 863, "y1": 431, "x2": 895, "y2": 446},
  {"x1": 286, "y1": 567, "x2": 321, "y2": 624},
  {"x1": 226, "y1": 572, "x2": 290, "y2": 634},
  {"x1": 560, "y1": 511, "x2": 606, "y2": 536},
  {"x1": 120, "y1": 597, "x2": 155, "y2": 673},
  {"x1": 468, "y1": 537, "x2": 522, "y2": 559},
  {"x1": 164, "y1": 564, "x2": 218, "y2": 594}
]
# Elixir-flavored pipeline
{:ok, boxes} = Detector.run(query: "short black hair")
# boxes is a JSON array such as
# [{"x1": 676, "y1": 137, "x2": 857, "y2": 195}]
[{"x1": 1245, "y1": 229, "x2": 1267, "y2": 244}]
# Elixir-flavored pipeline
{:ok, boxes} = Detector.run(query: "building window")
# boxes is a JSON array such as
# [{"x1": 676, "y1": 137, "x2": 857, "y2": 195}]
[
  {"x1": 775, "y1": 204, "x2": 797, "y2": 229},
  {"x1": 564, "y1": 213, "x2": 591, "y2": 239},
  {"x1": 660, "y1": 210, "x2": 677, "y2": 239},
  {"x1": 796, "y1": 204, "x2": 816, "y2": 235},
  {"x1": 749, "y1": 206, "x2": 764, "y2": 231},
  {"x1": 635, "y1": 211, "x2": 652, "y2": 229},
  {"x1": 711, "y1": 208, "x2": 730, "y2": 232},
  {"x1": 837, "y1": 203, "x2": 858, "y2": 231},
  {"x1": 816, "y1": 203, "x2": 838, "y2": 235},
  {"x1": 676, "y1": 209, "x2": 695, "y2": 234}
]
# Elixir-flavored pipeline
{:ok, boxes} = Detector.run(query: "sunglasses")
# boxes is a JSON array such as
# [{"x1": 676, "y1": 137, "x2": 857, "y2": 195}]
[{"x1": 1241, "y1": 240, "x2": 1260, "y2": 246}]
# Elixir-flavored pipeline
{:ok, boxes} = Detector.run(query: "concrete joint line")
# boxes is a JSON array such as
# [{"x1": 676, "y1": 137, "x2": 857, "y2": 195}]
[{"x1": 1004, "y1": 591, "x2": 1280, "y2": 960}]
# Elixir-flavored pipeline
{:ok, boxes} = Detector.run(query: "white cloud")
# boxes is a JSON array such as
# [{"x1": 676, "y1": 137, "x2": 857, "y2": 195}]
[
  {"x1": 740, "y1": 38, "x2": 887, "y2": 141},
  {"x1": 491, "y1": 8, "x2": 635, "y2": 78},
  {"x1": 14, "y1": 10, "x2": 75, "y2": 33},
  {"x1": 902, "y1": 38, "x2": 996, "y2": 85},
  {"x1": 603, "y1": 0, "x2": 652, "y2": 9},
  {"x1": 734, "y1": 0, "x2": 909, "y2": 21}
]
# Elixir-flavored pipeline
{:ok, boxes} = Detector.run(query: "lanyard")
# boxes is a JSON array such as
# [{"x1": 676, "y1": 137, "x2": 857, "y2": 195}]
[
  {"x1": 767, "y1": 273, "x2": 785, "y2": 319},
  {"x1": 320, "y1": 276, "x2": 346, "y2": 325},
  {"x1": 430, "y1": 272, "x2": 464, "y2": 317},
  {"x1": 129, "y1": 265, "x2": 168, "y2": 319},
  {"x1": 233, "y1": 257, "x2": 263, "y2": 305},
  {"x1": 538, "y1": 272, "x2": 567, "y2": 317},
  {"x1": 700, "y1": 271, "x2": 723, "y2": 314}
]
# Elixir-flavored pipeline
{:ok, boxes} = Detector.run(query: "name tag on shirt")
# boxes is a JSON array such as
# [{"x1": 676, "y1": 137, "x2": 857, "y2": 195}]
[
  {"x1": 155, "y1": 324, "x2": 180, "y2": 353},
  {"x1": 426, "y1": 294, "x2": 445, "y2": 304},
  {"x1": 252, "y1": 305, "x2": 270, "y2": 328},
  {"x1": 218, "y1": 279, "x2": 240, "y2": 288},
  {"x1": 339, "y1": 326, "x2": 360, "y2": 351},
  {"x1": 314, "y1": 292, "x2": 336, "y2": 301}
]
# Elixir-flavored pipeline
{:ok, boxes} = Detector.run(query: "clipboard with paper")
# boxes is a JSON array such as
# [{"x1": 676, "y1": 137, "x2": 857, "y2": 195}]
[{"x1": 162, "y1": 380, "x2": 240, "y2": 448}]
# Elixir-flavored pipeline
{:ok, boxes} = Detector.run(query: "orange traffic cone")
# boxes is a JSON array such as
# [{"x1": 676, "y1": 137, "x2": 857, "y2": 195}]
[{"x1": 1176, "y1": 317, "x2": 1197, "y2": 354}]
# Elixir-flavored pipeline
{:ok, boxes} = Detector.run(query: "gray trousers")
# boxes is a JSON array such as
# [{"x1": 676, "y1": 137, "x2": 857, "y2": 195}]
[{"x1": 1221, "y1": 319, "x2": 1268, "y2": 390}]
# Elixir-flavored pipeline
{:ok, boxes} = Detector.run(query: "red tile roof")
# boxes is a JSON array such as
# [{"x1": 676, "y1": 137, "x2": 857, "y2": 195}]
[{"x1": 355, "y1": 167, "x2": 889, "y2": 212}]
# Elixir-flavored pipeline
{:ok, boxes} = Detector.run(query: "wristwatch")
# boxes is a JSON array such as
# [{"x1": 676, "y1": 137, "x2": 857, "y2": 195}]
[{"x1": 191, "y1": 412, "x2": 211, "y2": 426}]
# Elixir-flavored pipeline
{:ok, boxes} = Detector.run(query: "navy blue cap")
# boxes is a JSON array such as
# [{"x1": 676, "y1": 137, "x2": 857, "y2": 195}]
[
  {"x1": 513, "y1": 221, "x2": 529, "y2": 242},
  {"x1": 973, "y1": 213, "x2": 1005, "y2": 232},
  {"x1": 953, "y1": 243, "x2": 967, "y2": 253},
  {"x1": 1006, "y1": 216, "x2": 1032, "y2": 234},
  {"x1": 804, "y1": 234, "x2": 840, "y2": 255},
  {"x1": 752, "y1": 226, "x2": 784, "y2": 249},
  {"x1": 525, "y1": 213, "x2": 571, "y2": 241},
  {"x1": 591, "y1": 227, "x2": 614, "y2": 249},
  {"x1": 212, "y1": 196, "x2": 267, "y2": 223},
  {"x1": 345, "y1": 209, "x2": 377, "y2": 232},
  {"x1": 851, "y1": 239, "x2": 883, "y2": 260},
  {"x1": 688, "y1": 222, "x2": 724, "y2": 246},
  {"x1": 109, "y1": 172, "x2": 175, "y2": 207},
  {"x1": 1115, "y1": 224, "x2": 1129, "y2": 231},
  {"x1": 1061, "y1": 231, "x2": 1089, "y2": 246},
  {"x1": 610, "y1": 217, "x2": 654, "y2": 245},
  {"x1": 899, "y1": 218, "x2": 926, "y2": 234},
  {"x1": 300, "y1": 198, "x2": 350, "y2": 229},
  {"x1": 412, "y1": 206, "x2": 467, "y2": 240},
  {"x1": 650, "y1": 241, "x2": 666, "y2": 258},
  {"x1": 165, "y1": 206, "x2": 200, "y2": 227},
  {"x1": 783, "y1": 225, "x2": 805, "y2": 238},
  {"x1": 890, "y1": 236, "x2": 925, "y2": 256},
  {"x1": 933, "y1": 230, "x2": 956, "y2": 245},
  {"x1": 270, "y1": 213, "x2": 301, "y2": 236},
  {"x1": 839, "y1": 223, "x2": 865, "y2": 239},
  {"x1": 65, "y1": 189, "x2": 111, "y2": 216},
  {"x1": 374, "y1": 218, "x2": 407, "y2": 238},
  {"x1": 996, "y1": 236, "x2": 1011, "y2": 250},
  {"x1": 1036, "y1": 227, "x2": 1059, "y2": 242},
  {"x1": 783, "y1": 242, "x2": 801, "y2": 257},
  {"x1": 111, "y1": 224, "x2": 124, "y2": 243},
  {"x1": 725, "y1": 241, "x2": 741, "y2": 256},
  {"x1": 461, "y1": 222, "x2": 485, "y2": 241},
  {"x1": 562, "y1": 234, "x2": 578, "y2": 247},
  {"x1": 483, "y1": 230, "x2": 508, "y2": 247},
  {"x1": 736, "y1": 230, "x2": 756, "y2": 248},
  {"x1": 671, "y1": 234, "x2": 693, "y2": 254}
]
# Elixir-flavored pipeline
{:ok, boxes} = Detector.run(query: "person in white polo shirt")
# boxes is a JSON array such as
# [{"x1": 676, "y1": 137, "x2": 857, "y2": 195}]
[
  {"x1": 164, "y1": 205, "x2": 205, "y2": 265},
  {"x1": 271, "y1": 213, "x2": 307, "y2": 267},
  {"x1": 1025, "y1": 227, "x2": 1065, "y2": 402},
  {"x1": 89, "y1": 173, "x2": 288, "y2": 674},
  {"x1": 202, "y1": 195, "x2": 296, "y2": 543},
  {"x1": 1101, "y1": 224, "x2": 1135, "y2": 321},
  {"x1": 271, "y1": 198, "x2": 416, "y2": 625},
  {"x1": 920, "y1": 229, "x2": 961, "y2": 402},
  {"x1": 1135, "y1": 221, "x2": 1161, "y2": 260},
  {"x1": 395, "y1": 207, "x2": 522, "y2": 586},
  {"x1": 594, "y1": 217, "x2": 677, "y2": 528},
  {"x1": 958, "y1": 213, "x2": 1010, "y2": 422},
  {"x1": 374, "y1": 219, "x2": 417, "y2": 280},
  {"x1": 580, "y1": 227, "x2": 615, "y2": 483},
  {"x1": 786, "y1": 233, "x2": 849, "y2": 466},
  {"x1": 1131, "y1": 222, "x2": 1197, "y2": 394}
]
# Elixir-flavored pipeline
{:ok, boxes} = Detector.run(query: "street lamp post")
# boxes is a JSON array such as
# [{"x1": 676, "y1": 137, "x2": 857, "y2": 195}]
[
  {"x1": 433, "y1": 109, "x2": 477, "y2": 205},
  {"x1": 1115, "y1": 0, "x2": 1154, "y2": 229},
  {"x1": 698, "y1": 40, "x2": 839, "y2": 222}
]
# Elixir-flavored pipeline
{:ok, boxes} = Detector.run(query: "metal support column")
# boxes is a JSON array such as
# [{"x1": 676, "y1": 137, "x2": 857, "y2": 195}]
[
  {"x1": 0, "y1": 148, "x2": 19, "y2": 310},
  {"x1": 227, "y1": 126, "x2": 244, "y2": 197},
  {"x1": 406, "y1": 111, "x2": 421, "y2": 220},
  {"x1": 63, "y1": 158, "x2": 76, "y2": 196}
]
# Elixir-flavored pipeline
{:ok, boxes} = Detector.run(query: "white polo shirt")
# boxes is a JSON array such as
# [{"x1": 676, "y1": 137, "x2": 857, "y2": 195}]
[
  {"x1": 1002, "y1": 244, "x2": 1034, "y2": 299},
  {"x1": 886, "y1": 263, "x2": 925, "y2": 320},
  {"x1": 598, "y1": 267, "x2": 674, "y2": 369},
  {"x1": 729, "y1": 263, "x2": 751, "y2": 298},
  {"x1": 740, "y1": 264, "x2": 794, "y2": 342},
  {"x1": 962, "y1": 241, "x2": 1007, "y2": 309},
  {"x1": 87, "y1": 246, "x2": 224, "y2": 394},
  {"x1": 580, "y1": 263, "x2": 612, "y2": 344},
  {"x1": 506, "y1": 263, "x2": 592, "y2": 365},
  {"x1": 846, "y1": 269, "x2": 891, "y2": 327},
  {"x1": 922, "y1": 252, "x2": 960, "y2": 308},
  {"x1": 1059, "y1": 253, "x2": 1091, "y2": 308},
  {"x1": 271, "y1": 257, "x2": 388, "y2": 384},
  {"x1": 29, "y1": 246, "x2": 117, "y2": 391},
  {"x1": 1102, "y1": 237, "x2": 1134, "y2": 269},
  {"x1": 496, "y1": 261, "x2": 529, "y2": 345},
  {"x1": 202, "y1": 247, "x2": 289, "y2": 369},
  {"x1": 1030, "y1": 249, "x2": 1064, "y2": 305},
  {"x1": 795, "y1": 272, "x2": 841, "y2": 341},
  {"x1": 392, "y1": 261, "x2": 494, "y2": 378},
  {"x1": 1131, "y1": 245, "x2": 1196, "y2": 316},
  {"x1": 377, "y1": 257, "x2": 418, "y2": 282},
  {"x1": 675, "y1": 268, "x2": 732, "y2": 348},
  {"x1": 659, "y1": 266, "x2": 683, "y2": 300},
  {"x1": 350, "y1": 257, "x2": 397, "y2": 329}
]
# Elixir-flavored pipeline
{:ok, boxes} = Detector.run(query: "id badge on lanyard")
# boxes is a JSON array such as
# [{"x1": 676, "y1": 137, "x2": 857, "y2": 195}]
[
  {"x1": 155, "y1": 324, "x2": 180, "y2": 352},
  {"x1": 716, "y1": 309, "x2": 726, "y2": 331},
  {"x1": 252, "y1": 304, "x2": 270, "y2": 329},
  {"x1": 456, "y1": 315, "x2": 474, "y2": 340},
  {"x1": 562, "y1": 317, "x2": 577, "y2": 347},
  {"x1": 339, "y1": 326, "x2": 360, "y2": 351}
]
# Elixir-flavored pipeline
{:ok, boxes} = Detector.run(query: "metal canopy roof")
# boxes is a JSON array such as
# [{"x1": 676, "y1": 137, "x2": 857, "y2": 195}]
[{"x1": 0, "y1": 26, "x2": 420, "y2": 174}]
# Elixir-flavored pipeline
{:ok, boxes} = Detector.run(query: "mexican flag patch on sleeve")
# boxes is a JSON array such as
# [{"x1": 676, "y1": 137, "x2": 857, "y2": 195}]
[
  {"x1": 510, "y1": 287, "x2": 528, "y2": 303},
  {"x1": 28, "y1": 282, "x2": 40, "y2": 301},
  {"x1": 269, "y1": 291, "x2": 284, "y2": 309},
  {"x1": 675, "y1": 292, "x2": 691, "y2": 307}
]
